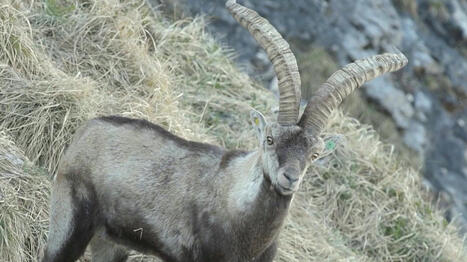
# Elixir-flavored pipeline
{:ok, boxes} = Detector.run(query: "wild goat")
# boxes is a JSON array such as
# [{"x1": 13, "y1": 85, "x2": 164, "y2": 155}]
[{"x1": 42, "y1": 1, "x2": 408, "y2": 261}]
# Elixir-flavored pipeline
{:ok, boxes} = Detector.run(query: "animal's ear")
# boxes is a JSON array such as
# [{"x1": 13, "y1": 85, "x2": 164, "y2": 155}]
[
  {"x1": 311, "y1": 134, "x2": 344, "y2": 163},
  {"x1": 250, "y1": 109, "x2": 267, "y2": 143}
]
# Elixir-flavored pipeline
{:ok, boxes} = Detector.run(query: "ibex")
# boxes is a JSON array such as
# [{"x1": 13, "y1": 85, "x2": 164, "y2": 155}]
[{"x1": 42, "y1": 1, "x2": 408, "y2": 261}]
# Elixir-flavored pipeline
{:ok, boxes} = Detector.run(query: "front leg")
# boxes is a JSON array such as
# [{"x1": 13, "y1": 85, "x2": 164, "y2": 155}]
[{"x1": 253, "y1": 241, "x2": 277, "y2": 262}]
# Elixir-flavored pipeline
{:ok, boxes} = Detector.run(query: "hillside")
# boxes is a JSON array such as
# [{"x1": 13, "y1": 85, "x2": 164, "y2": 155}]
[{"x1": 0, "y1": 0, "x2": 465, "y2": 261}]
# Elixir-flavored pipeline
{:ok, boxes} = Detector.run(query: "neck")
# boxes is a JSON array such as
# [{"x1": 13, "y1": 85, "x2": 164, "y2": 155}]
[
  {"x1": 227, "y1": 151, "x2": 291, "y2": 210},
  {"x1": 225, "y1": 150, "x2": 292, "y2": 255}
]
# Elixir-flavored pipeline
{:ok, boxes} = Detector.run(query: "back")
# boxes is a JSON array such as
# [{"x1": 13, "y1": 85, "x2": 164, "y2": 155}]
[
  {"x1": 44, "y1": 116, "x2": 233, "y2": 261},
  {"x1": 58, "y1": 116, "x2": 224, "y2": 185}
]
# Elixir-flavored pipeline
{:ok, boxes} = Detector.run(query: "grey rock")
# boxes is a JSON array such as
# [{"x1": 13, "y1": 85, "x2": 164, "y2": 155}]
[
  {"x1": 401, "y1": 18, "x2": 442, "y2": 74},
  {"x1": 421, "y1": 32, "x2": 467, "y2": 98},
  {"x1": 326, "y1": 0, "x2": 402, "y2": 62},
  {"x1": 425, "y1": 108, "x2": 467, "y2": 233},
  {"x1": 415, "y1": 111, "x2": 428, "y2": 122},
  {"x1": 413, "y1": 50, "x2": 442, "y2": 74},
  {"x1": 403, "y1": 122, "x2": 427, "y2": 154},
  {"x1": 415, "y1": 91, "x2": 433, "y2": 113},
  {"x1": 418, "y1": 0, "x2": 467, "y2": 99},
  {"x1": 366, "y1": 76, "x2": 414, "y2": 129},
  {"x1": 449, "y1": 0, "x2": 467, "y2": 40},
  {"x1": 414, "y1": 91, "x2": 433, "y2": 123}
]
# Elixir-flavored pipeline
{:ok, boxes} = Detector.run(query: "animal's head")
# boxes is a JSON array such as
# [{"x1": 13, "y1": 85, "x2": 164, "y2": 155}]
[
  {"x1": 249, "y1": 111, "x2": 323, "y2": 195},
  {"x1": 227, "y1": 0, "x2": 408, "y2": 195}
]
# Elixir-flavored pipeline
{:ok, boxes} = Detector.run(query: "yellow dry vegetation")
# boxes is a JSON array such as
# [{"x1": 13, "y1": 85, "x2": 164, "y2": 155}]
[{"x1": 0, "y1": 0, "x2": 465, "y2": 261}]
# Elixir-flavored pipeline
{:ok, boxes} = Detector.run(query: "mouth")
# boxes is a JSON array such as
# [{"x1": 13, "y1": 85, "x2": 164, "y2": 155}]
[{"x1": 276, "y1": 184, "x2": 295, "y2": 196}]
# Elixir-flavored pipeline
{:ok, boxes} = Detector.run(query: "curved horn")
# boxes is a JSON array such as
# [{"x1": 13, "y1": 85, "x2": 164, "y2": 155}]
[
  {"x1": 299, "y1": 52, "x2": 408, "y2": 134},
  {"x1": 226, "y1": 0, "x2": 301, "y2": 125}
]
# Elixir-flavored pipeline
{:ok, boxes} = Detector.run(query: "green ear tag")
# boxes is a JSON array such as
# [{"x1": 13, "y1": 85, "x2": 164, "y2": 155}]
[
  {"x1": 325, "y1": 140, "x2": 336, "y2": 151},
  {"x1": 254, "y1": 118, "x2": 259, "y2": 125}
]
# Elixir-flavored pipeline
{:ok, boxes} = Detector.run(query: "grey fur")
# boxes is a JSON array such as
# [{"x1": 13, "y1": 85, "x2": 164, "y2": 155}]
[{"x1": 42, "y1": 116, "x2": 320, "y2": 262}]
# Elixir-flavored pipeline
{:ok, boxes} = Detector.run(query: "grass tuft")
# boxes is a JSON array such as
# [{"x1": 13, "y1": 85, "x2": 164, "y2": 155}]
[{"x1": 0, "y1": 132, "x2": 50, "y2": 261}]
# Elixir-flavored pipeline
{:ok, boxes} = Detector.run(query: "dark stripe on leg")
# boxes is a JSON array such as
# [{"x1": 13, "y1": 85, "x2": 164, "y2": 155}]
[{"x1": 46, "y1": 180, "x2": 100, "y2": 261}]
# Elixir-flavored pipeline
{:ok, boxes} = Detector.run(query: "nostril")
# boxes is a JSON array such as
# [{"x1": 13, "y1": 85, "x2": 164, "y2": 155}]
[{"x1": 283, "y1": 173, "x2": 298, "y2": 183}]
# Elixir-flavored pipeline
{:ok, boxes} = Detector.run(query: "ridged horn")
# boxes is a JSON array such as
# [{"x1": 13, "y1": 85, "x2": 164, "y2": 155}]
[
  {"x1": 299, "y1": 52, "x2": 408, "y2": 134},
  {"x1": 226, "y1": 0, "x2": 301, "y2": 125}
]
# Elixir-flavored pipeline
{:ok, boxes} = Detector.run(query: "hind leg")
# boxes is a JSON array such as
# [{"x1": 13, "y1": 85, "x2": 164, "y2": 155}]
[
  {"x1": 90, "y1": 229, "x2": 129, "y2": 262},
  {"x1": 42, "y1": 174, "x2": 99, "y2": 262}
]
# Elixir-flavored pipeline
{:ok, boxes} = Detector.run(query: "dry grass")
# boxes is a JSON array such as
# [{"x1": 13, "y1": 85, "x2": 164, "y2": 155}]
[
  {"x1": 0, "y1": 0, "x2": 465, "y2": 261},
  {"x1": 0, "y1": 132, "x2": 50, "y2": 261},
  {"x1": 279, "y1": 112, "x2": 465, "y2": 261}
]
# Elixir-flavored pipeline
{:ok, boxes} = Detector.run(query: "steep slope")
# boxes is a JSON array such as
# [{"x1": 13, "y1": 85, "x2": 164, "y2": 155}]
[{"x1": 0, "y1": 0, "x2": 464, "y2": 261}]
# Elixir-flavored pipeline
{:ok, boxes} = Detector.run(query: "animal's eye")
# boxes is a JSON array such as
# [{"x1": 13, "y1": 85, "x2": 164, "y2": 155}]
[
  {"x1": 311, "y1": 152, "x2": 319, "y2": 161},
  {"x1": 266, "y1": 136, "x2": 274, "y2": 145}
]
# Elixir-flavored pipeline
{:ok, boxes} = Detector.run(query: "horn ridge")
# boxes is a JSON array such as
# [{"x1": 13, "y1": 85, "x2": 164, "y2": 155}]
[
  {"x1": 299, "y1": 52, "x2": 408, "y2": 134},
  {"x1": 226, "y1": 0, "x2": 301, "y2": 125}
]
